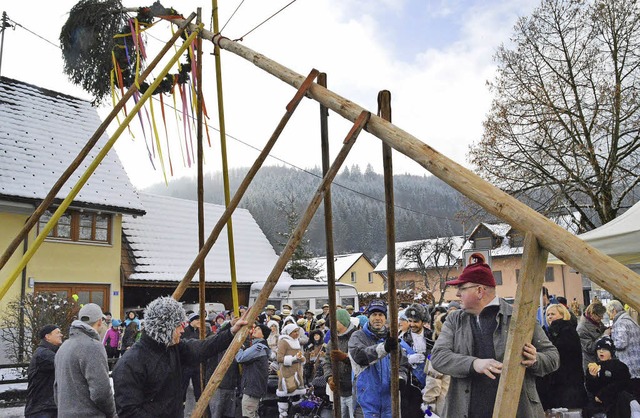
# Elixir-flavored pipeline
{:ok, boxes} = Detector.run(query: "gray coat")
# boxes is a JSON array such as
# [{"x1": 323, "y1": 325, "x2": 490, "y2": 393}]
[
  {"x1": 323, "y1": 323, "x2": 356, "y2": 397},
  {"x1": 54, "y1": 321, "x2": 116, "y2": 418},
  {"x1": 576, "y1": 314, "x2": 606, "y2": 371},
  {"x1": 431, "y1": 298, "x2": 559, "y2": 418}
]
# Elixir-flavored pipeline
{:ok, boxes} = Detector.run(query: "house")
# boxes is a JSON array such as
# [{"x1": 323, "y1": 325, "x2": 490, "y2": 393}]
[
  {"x1": 121, "y1": 192, "x2": 292, "y2": 312},
  {"x1": 312, "y1": 253, "x2": 384, "y2": 293},
  {"x1": 0, "y1": 76, "x2": 144, "y2": 318},
  {"x1": 374, "y1": 236, "x2": 465, "y2": 303}
]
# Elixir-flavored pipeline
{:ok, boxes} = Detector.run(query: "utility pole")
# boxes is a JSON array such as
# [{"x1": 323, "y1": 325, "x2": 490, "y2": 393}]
[{"x1": 0, "y1": 12, "x2": 11, "y2": 77}]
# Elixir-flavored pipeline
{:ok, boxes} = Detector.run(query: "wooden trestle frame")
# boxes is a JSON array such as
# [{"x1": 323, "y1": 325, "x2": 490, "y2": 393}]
[{"x1": 2, "y1": 11, "x2": 640, "y2": 418}]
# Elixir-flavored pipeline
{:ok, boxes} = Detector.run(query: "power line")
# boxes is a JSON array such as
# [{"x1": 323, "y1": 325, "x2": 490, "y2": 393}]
[{"x1": 5, "y1": 16, "x2": 60, "y2": 49}]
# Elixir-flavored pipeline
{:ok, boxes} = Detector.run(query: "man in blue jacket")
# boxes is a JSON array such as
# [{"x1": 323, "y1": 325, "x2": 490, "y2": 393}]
[
  {"x1": 235, "y1": 323, "x2": 272, "y2": 418},
  {"x1": 348, "y1": 299, "x2": 409, "y2": 418}
]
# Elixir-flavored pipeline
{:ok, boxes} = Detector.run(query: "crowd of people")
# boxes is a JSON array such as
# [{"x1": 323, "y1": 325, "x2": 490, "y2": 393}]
[{"x1": 23, "y1": 261, "x2": 640, "y2": 418}]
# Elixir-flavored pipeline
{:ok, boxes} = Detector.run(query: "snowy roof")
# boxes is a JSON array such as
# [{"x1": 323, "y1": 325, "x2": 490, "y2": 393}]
[
  {"x1": 374, "y1": 236, "x2": 466, "y2": 272},
  {"x1": 0, "y1": 77, "x2": 143, "y2": 214},
  {"x1": 122, "y1": 192, "x2": 291, "y2": 283},
  {"x1": 311, "y1": 253, "x2": 370, "y2": 281}
]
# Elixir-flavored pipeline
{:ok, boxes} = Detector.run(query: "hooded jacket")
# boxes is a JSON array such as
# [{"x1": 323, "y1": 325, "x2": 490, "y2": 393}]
[
  {"x1": 25, "y1": 339, "x2": 59, "y2": 416},
  {"x1": 54, "y1": 321, "x2": 116, "y2": 418},
  {"x1": 236, "y1": 338, "x2": 271, "y2": 398}
]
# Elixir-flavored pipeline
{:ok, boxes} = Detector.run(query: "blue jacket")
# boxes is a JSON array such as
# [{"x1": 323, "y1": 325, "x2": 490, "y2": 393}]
[
  {"x1": 348, "y1": 323, "x2": 408, "y2": 417},
  {"x1": 235, "y1": 338, "x2": 271, "y2": 398}
]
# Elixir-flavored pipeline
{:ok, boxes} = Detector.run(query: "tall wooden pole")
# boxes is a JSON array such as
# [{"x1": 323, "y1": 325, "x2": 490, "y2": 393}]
[
  {"x1": 379, "y1": 90, "x2": 400, "y2": 417},
  {"x1": 493, "y1": 233, "x2": 549, "y2": 417},
  {"x1": 190, "y1": 112, "x2": 369, "y2": 417},
  {"x1": 318, "y1": 72, "x2": 342, "y2": 418},
  {"x1": 0, "y1": 13, "x2": 197, "y2": 273}
]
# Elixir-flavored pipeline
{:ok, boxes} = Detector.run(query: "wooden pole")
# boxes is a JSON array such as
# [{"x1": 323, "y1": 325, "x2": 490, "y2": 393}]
[
  {"x1": 171, "y1": 69, "x2": 320, "y2": 301},
  {"x1": 0, "y1": 27, "x2": 202, "y2": 301},
  {"x1": 190, "y1": 111, "x2": 370, "y2": 418},
  {"x1": 379, "y1": 90, "x2": 400, "y2": 417},
  {"x1": 0, "y1": 13, "x2": 197, "y2": 272},
  {"x1": 493, "y1": 233, "x2": 549, "y2": 418},
  {"x1": 318, "y1": 72, "x2": 342, "y2": 418},
  {"x1": 195, "y1": 7, "x2": 207, "y2": 398},
  {"x1": 201, "y1": 32, "x2": 640, "y2": 311}
]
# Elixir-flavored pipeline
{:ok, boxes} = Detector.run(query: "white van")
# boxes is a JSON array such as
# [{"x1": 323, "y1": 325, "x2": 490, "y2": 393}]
[{"x1": 248, "y1": 279, "x2": 359, "y2": 313}]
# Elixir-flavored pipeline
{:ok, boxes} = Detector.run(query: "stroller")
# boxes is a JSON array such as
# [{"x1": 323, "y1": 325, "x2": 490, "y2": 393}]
[{"x1": 290, "y1": 388, "x2": 329, "y2": 418}]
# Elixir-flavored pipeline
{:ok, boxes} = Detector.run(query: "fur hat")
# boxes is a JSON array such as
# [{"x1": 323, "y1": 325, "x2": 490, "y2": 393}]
[
  {"x1": 144, "y1": 296, "x2": 187, "y2": 347},
  {"x1": 405, "y1": 303, "x2": 430, "y2": 323}
]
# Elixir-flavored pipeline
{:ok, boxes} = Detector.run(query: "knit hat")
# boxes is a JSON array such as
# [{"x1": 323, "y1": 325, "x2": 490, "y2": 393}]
[
  {"x1": 188, "y1": 312, "x2": 200, "y2": 322},
  {"x1": 257, "y1": 324, "x2": 271, "y2": 340},
  {"x1": 38, "y1": 324, "x2": 59, "y2": 340},
  {"x1": 447, "y1": 262, "x2": 496, "y2": 287},
  {"x1": 366, "y1": 299, "x2": 387, "y2": 316},
  {"x1": 595, "y1": 336, "x2": 615, "y2": 354},
  {"x1": 78, "y1": 303, "x2": 103, "y2": 324},
  {"x1": 282, "y1": 323, "x2": 299, "y2": 336},
  {"x1": 144, "y1": 296, "x2": 187, "y2": 347},
  {"x1": 335, "y1": 309, "x2": 351, "y2": 327},
  {"x1": 357, "y1": 315, "x2": 369, "y2": 328},
  {"x1": 111, "y1": 319, "x2": 121, "y2": 327}
]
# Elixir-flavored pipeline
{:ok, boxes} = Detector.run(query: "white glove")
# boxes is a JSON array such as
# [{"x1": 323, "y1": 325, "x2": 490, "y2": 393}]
[{"x1": 408, "y1": 353, "x2": 425, "y2": 365}]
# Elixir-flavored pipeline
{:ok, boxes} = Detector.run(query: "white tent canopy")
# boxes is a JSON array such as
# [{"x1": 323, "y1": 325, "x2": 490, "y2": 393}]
[{"x1": 559, "y1": 201, "x2": 640, "y2": 265}]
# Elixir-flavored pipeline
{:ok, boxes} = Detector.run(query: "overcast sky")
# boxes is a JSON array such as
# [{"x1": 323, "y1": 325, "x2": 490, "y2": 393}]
[{"x1": 0, "y1": 0, "x2": 537, "y2": 189}]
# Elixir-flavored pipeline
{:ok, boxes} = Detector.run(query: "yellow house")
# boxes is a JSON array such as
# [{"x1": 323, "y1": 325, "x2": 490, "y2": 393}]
[
  {"x1": 0, "y1": 77, "x2": 144, "y2": 319},
  {"x1": 312, "y1": 253, "x2": 385, "y2": 293}
]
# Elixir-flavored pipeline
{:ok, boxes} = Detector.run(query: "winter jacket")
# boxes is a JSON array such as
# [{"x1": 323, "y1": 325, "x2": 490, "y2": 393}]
[
  {"x1": 323, "y1": 323, "x2": 356, "y2": 397},
  {"x1": 236, "y1": 338, "x2": 271, "y2": 398},
  {"x1": 611, "y1": 311, "x2": 640, "y2": 378},
  {"x1": 348, "y1": 323, "x2": 409, "y2": 417},
  {"x1": 577, "y1": 314, "x2": 606, "y2": 371},
  {"x1": 538, "y1": 319, "x2": 587, "y2": 410},
  {"x1": 112, "y1": 329, "x2": 234, "y2": 418},
  {"x1": 276, "y1": 334, "x2": 306, "y2": 397},
  {"x1": 25, "y1": 340, "x2": 59, "y2": 416},
  {"x1": 103, "y1": 327, "x2": 120, "y2": 349},
  {"x1": 585, "y1": 358, "x2": 633, "y2": 418},
  {"x1": 54, "y1": 321, "x2": 116, "y2": 418},
  {"x1": 431, "y1": 298, "x2": 559, "y2": 418}
]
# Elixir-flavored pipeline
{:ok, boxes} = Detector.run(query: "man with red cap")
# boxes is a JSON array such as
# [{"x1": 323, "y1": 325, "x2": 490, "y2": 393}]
[{"x1": 431, "y1": 261, "x2": 559, "y2": 418}]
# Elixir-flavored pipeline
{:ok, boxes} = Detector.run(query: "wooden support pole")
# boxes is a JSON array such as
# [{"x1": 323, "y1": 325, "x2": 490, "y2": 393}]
[
  {"x1": 0, "y1": 13, "x2": 196, "y2": 272},
  {"x1": 171, "y1": 69, "x2": 320, "y2": 301},
  {"x1": 318, "y1": 72, "x2": 342, "y2": 418},
  {"x1": 190, "y1": 111, "x2": 370, "y2": 418},
  {"x1": 379, "y1": 90, "x2": 400, "y2": 417},
  {"x1": 195, "y1": 7, "x2": 207, "y2": 395},
  {"x1": 493, "y1": 233, "x2": 549, "y2": 417},
  {"x1": 0, "y1": 27, "x2": 203, "y2": 301}
]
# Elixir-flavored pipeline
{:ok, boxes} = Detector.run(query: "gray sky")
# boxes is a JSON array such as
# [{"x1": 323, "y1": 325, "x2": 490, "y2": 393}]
[{"x1": 0, "y1": 0, "x2": 537, "y2": 188}]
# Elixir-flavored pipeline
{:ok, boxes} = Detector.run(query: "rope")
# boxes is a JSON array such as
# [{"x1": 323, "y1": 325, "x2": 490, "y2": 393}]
[
  {"x1": 5, "y1": 17, "x2": 59, "y2": 49},
  {"x1": 234, "y1": 0, "x2": 299, "y2": 41},
  {"x1": 220, "y1": 0, "x2": 246, "y2": 34}
]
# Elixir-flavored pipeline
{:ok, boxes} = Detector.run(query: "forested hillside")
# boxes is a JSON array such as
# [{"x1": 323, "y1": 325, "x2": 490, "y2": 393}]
[{"x1": 145, "y1": 164, "x2": 467, "y2": 263}]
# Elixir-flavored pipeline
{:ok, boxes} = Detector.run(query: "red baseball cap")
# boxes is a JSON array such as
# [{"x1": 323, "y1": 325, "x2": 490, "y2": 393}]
[{"x1": 447, "y1": 262, "x2": 496, "y2": 287}]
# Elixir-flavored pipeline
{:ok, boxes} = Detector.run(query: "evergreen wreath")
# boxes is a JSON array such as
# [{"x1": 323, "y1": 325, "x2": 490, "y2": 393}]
[{"x1": 61, "y1": 0, "x2": 191, "y2": 105}]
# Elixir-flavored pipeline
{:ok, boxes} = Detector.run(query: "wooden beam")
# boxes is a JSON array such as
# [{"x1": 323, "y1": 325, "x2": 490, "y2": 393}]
[
  {"x1": 493, "y1": 233, "x2": 549, "y2": 417},
  {"x1": 190, "y1": 112, "x2": 369, "y2": 417}
]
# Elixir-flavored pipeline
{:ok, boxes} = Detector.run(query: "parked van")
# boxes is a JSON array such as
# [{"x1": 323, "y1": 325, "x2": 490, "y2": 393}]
[{"x1": 248, "y1": 279, "x2": 359, "y2": 313}]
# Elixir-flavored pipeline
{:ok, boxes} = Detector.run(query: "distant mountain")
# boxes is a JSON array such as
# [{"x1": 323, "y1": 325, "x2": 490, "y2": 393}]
[{"x1": 144, "y1": 164, "x2": 466, "y2": 263}]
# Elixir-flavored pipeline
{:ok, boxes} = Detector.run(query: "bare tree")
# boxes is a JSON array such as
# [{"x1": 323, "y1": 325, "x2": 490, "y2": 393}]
[
  {"x1": 470, "y1": 0, "x2": 640, "y2": 232},
  {"x1": 0, "y1": 292, "x2": 78, "y2": 363},
  {"x1": 398, "y1": 237, "x2": 462, "y2": 306}
]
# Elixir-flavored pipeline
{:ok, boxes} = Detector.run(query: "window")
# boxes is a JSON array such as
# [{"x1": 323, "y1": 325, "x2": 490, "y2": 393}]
[
  {"x1": 400, "y1": 281, "x2": 415, "y2": 290},
  {"x1": 38, "y1": 209, "x2": 112, "y2": 244},
  {"x1": 545, "y1": 267, "x2": 555, "y2": 282},
  {"x1": 34, "y1": 283, "x2": 110, "y2": 312},
  {"x1": 493, "y1": 271, "x2": 503, "y2": 285},
  {"x1": 351, "y1": 272, "x2": 357, "y2": 283},
  {"x1": 475, "y1": 237, "x2": 493, "y2": 250},
  {"x1": 292, "y1": 299, "x2": 310, "y2": 312},
  {"x1": 368, "y1": 272, "x2": 374, "y2": 283},
  {"x1": 341, "y1": 297, "x2": 355, "y2": 308}
]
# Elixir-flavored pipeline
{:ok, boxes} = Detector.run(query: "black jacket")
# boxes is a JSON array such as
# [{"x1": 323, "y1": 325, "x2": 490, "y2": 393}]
[
  {"x1": 24, "y1": 340, "x2": 59, "y2": 415},
  {"x1": 585, "y1": 359, "x2": 631, "y2": 408},
  {"x1": 235, "y1": 338, "x2": 270, "y2": 398},
  {"x1": 112, "y1": 329, "x2": 233, "y2": 418},
  {"x1": 539, "y1": 319, "x2": 587, "y2": 410},
  {"x1": 323, "y1": 324, "x2": 357, "y2": 397}
]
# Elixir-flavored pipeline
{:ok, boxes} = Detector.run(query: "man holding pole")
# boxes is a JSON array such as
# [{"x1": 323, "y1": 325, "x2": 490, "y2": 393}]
[
  {"x1": 430, "y1": 262, "x2": 559, "y2": 417},
  {"x1": 348, "y1": 299, "x2": 409, "y2": 418}
]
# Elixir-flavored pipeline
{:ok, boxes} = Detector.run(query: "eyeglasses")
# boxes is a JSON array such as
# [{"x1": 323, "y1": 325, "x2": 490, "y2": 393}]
[{"x1": 457, "y1": 285, "x2": 481, "y2": 292}]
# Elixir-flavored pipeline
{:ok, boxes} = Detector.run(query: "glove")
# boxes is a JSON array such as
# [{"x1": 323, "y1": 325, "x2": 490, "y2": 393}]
[
  {"x1": 331, "y1": 349, "x2": 349, "y2": 363},
  {"x1": 327, "y1": 376, "x2": 336, "y2": 392},
  {"x1": 384, "y1": 332, "x2": 398, "y2": 353},
  {"x1": 408, "y1": 353, "x2": 426, "y2": 365}
]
